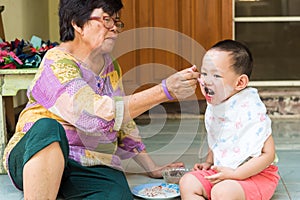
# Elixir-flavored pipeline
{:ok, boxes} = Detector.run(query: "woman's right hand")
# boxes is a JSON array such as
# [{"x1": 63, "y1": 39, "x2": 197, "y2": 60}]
[
  {"x1": 123, "y1": 65, "x2": 199, "y2": 121},
  {"x1": 165, "y1": 65, "x2": 200, "y2": 100}
]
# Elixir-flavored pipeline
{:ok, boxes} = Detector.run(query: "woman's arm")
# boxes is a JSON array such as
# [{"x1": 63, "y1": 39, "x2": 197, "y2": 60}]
[
  {"x1": 33, "y1": 51, "x2": 198, "y2": 133},
  {"x1": 122, "y1": 66, "x2": 199, "y2": 122}
]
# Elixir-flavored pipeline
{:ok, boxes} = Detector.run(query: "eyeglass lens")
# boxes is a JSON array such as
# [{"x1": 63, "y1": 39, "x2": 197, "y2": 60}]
[{"x1": 103, "y1": 16, "x2": 124, "y2": 32}]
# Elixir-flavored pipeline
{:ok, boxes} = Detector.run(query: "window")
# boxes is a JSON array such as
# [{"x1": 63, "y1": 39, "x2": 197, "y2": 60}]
[{"x1": 234, "y1": 0, "x2": 300, "y2": 82}]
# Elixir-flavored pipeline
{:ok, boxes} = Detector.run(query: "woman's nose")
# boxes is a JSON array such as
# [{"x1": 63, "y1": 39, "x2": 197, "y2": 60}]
[{"x1": 110, "y1": 25, "x2": 118, "y2": 33}]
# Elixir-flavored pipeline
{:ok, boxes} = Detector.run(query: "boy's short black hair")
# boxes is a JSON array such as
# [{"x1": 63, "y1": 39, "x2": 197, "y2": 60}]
[
  {"x1": 211, "y1": 39, "x2": 253, "y2": 79},
  {"x1": 59, "y1": 0, "x2": 123, "y2": 42}
]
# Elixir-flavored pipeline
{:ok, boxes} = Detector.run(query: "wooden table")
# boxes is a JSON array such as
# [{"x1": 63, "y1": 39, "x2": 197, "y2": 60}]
[{"x1": 0, "y1": 69, "x2": 37, "y2": 174}]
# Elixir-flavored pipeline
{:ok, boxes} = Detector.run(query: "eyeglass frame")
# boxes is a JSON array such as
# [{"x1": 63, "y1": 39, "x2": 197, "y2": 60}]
[{"x1": 88, "y1": 15, "x2": 125, "y2": 33}]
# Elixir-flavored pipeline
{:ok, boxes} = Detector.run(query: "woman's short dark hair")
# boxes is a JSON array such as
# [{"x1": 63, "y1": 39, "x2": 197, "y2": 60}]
[
  {"x1": 59, "y1": 0, "x2": 123, "y2": 42},
  {"x1": 211, "y1": 39, "x2": 253, "y2": 79}
]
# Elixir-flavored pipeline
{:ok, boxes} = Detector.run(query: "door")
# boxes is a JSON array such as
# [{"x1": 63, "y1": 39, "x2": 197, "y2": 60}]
[{"x1": 113, "y1": 0, "x2": 233, "y2": 100}]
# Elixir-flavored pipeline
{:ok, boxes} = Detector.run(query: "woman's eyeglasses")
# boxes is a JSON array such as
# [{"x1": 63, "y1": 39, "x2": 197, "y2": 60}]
[{"x1": 89, "y1": 16, "x2": 124, "y2": 33}]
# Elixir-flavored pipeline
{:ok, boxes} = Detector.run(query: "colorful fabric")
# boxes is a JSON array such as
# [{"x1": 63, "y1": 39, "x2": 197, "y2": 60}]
[
  {"x1": 189, "y1": 165, "x2": 280, "y2": 200},
  {"x1": 205, "y1": 87, "x2": 272, "y2": 169},
  {"x1": 0, "y1": 38, "x2": 57, "y2": 69},
  {"x1": 3, "y1": 47, "x2": 145, "y2": 172}
]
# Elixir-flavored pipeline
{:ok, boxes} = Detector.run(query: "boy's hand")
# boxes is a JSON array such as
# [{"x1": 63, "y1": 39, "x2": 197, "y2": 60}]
[
  {"x1": 193, "y1": 162, "x2": 212, "y2": 171},
  {"x1": 204, "y1": 166, "x2": 235, "y2": 184}
]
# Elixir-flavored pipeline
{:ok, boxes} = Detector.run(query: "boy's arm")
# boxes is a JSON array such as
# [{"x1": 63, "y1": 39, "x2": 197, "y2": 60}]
[
  {"x1": 205, "y1": 148, "x2": 214, "y2": 164},
  {"x1": 193, "y1": 148, "x2": 214, "y2": 170},
  {"x1": 233, "y1": 135, "x2": 276, "y2": 180}
]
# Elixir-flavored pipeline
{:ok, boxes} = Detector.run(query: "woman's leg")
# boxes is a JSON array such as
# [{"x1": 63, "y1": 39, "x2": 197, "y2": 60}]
[
  {"x1": 8, "y1": 118, "x2": 69, "y2": 200},
  {"x1": 179, "y1": 174, "x2": 208, "y2": 200},
  {"x1": 60, "y1": 160, "x2": 133, "y2": 200},
  {"x1": 211, "y1": 180, "x2": 245, "y2": 200},
  {"x1": 23, "y1": 142, "x2": 64, "y2": 200}
]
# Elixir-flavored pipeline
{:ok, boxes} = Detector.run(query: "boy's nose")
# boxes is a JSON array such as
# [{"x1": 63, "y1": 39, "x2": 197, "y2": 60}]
[{"x1": 202, "y1": 76, "x2": 213, "y2": 85}]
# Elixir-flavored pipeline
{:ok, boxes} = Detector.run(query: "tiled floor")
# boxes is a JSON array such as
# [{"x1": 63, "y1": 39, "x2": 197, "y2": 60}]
[{"x1": 0, "y1": 117, "x2": 299, "y2": 199}]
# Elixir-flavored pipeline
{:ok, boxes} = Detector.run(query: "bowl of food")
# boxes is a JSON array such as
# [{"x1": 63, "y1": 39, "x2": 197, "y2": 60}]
[{"x1": 162, "y1": 168, "x2": 190, "y2": 184}]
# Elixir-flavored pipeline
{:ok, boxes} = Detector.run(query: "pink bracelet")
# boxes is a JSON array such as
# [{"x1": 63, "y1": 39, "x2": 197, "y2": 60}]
[{"x1": 162, "y1": 79, "x2": 174, "y2": 100}]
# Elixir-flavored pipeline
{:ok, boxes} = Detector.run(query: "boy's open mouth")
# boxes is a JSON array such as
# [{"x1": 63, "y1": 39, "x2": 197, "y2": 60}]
[
  {"x1": 198, "y1": 78, "x2": 215, "y2": 97},
  {"x1": 204, "y1": 87, "x2": 215, "y2": 96}
]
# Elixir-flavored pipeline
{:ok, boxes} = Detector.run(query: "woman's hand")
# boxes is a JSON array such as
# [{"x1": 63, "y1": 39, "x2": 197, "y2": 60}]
[
  {"x1": 147, "y1": 162, "x2": 185, "y2": 178},
  {"x1": 204, "y1": 165, "x2": 236, "y2": 184},
  {"x1": 133, "y1": 150, "x2": 185, "y2": 178},
  {"x1": 123, "y1": 65, "x2": 199, "y2": 122},
  {"x1": 165, "y1": 65, "x2": 200, "y2": 100},
  {"x1": 193, "y1": 162, "x2": 213, "y2": 171}
]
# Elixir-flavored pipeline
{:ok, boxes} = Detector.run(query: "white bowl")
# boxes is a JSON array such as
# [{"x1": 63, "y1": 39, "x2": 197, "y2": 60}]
[{"x1": 162, "y1": 168, "x2": 190, "y2": 184}]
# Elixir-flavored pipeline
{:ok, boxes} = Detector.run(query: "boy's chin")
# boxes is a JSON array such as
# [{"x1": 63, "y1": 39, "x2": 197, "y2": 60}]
[{"x1": 207, "y1": 97, "x2": 226, "y2": 106}]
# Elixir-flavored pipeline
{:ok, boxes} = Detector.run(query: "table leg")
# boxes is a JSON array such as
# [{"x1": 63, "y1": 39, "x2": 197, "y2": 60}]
[
  {"x1": 0, "y1": 95, "x2": 7, "y2": 174},
  {"x1": 4, "y1": 96, "x2": 15, "y2": 135}
]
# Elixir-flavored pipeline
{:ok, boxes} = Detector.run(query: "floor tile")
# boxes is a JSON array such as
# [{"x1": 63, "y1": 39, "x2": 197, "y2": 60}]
[
  {"x1": 0, "y1": 175, "x2": 23, "y2": 200},
  {"x1": 0, "y1": 118, "x2": 299, "y2": 199}
]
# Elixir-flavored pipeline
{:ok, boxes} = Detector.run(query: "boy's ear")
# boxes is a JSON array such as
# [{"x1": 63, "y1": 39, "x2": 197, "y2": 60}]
[{"x1": 235, "y1": 74, "x2": 249, "y2": 91}]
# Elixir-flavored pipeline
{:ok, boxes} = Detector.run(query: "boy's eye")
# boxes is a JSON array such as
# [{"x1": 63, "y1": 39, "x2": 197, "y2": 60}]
[
  {"x1": 200, "y1": 72, "x2": 207, "y2": 76},
  {"x1": 213, "y1": 74, "x2": 222, "y2": 78}
]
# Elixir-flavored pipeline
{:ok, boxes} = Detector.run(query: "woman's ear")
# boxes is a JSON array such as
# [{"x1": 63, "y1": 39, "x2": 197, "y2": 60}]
[
  {"x1": 235, "y1": 74, "x2": 249, "y2": 91},
  {"x1": 72, "y1": 21, "x2": 84, "y2": 36}
]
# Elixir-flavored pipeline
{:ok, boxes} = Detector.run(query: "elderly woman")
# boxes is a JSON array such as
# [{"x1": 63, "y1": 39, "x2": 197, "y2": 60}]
[{"x1": 3, "y1": 0, "x2": 199, "y2": 199}]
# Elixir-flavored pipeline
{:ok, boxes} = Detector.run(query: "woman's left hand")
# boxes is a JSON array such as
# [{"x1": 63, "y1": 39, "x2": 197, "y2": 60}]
[{"x1": 148, "y1": 162, "x2": 185, "y2": 178}]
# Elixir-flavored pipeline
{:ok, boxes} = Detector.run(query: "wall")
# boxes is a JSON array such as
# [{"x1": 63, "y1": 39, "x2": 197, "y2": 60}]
[
  {"x1": 1, "y1": 0, "x2": 49, "y2": 41},
  {"x1": 1, "y1": 0, "x2": 59, "y2": 42},
  {"x1": 48, "y1": 0, "x2": 60, "y2": 42},
  {"x1": 1, "y1": 0, "x2": 59, "y2": 106},
  {"x1": 259, "y1": 88, "x2": 300, "y2": 118}
]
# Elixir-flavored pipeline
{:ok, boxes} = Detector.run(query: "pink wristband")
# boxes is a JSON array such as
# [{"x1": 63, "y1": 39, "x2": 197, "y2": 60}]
[{"x1": 162, "y1": 79, "x2": 174, "y2": 100}]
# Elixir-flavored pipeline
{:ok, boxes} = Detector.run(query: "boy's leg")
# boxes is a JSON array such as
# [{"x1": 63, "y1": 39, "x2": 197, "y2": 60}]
[
  {"x1": 179, "y1": 173, "x2": 209, "y2": 200},
  {"x1": 211, "y1": 180, "x2": 246, "y2": 200}
]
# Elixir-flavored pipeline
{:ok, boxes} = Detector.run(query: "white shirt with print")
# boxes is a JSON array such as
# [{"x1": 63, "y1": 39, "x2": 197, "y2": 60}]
[{"x1": 205, "y1": 87, "x2": 272, "y2": 169}]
